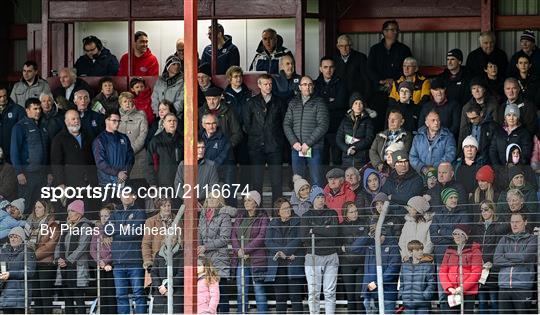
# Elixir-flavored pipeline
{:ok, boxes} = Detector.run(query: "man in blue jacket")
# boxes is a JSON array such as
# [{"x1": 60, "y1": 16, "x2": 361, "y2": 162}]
[
  {"x1": 10, "y1": 98, "x2": 50, "y2": 213},
  {"x1": 200, "y1": 24, "x2": 240, "y2": 75},
  {"x1": 104, "y1": 187, "x2": 147, "y2": 314},
  {"x1": 0, "y1": 86, "x2": 26, "y2": 163},
  {"x1": 74, "y1": 35, "x2": 119, "y2": 76},
  {"x1": 92, "y1": 110, "x2": 134, "y2": 186},
  {"x1": 494, "y1": 212, "x2": 538, "y2": 314}
]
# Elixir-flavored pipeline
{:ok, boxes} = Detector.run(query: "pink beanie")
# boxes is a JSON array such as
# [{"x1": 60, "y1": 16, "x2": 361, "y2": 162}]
[{"x1": 67, "y1": 200, "x2": 85, "y2": 215}]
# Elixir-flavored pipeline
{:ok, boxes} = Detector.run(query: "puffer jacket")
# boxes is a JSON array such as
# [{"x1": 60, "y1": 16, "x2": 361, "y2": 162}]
[
  {"x1": 381, "y1": 168, "x2": 424, "y2": 206},
  {"x1": 439, "y1": 241, "x2": 483, "y2": 295},
  {"x1": 199, "y1": 206, "x2": 237, "y2": 278},
  {"x1": 0, "y1": 210, "x2": 26, "y2": 241},
  {"x1": 243, "y1": 93, "x2": 285, "y2": 152},
  {"x1": 197, "y1": 276, "x2": 220, "y2": 314},
  {"x1": 54, "y1": 217, "x2": 93, "y2": 287},
  {"x1": 199, "y1": 102, "x2": 243, "y2": 147},
  {"x1": 249, "y1": 34, "x2": 292, "y2": 74},
  {"x1": 283, "y1": 94, "x2": 329, "y2": 149},
  {"x1": 429, "y1": 205, "x2": 474, "y2": 262},
  {"x1": 151, "y1": 73, "x2": 184, "y2": 115},
  {"x1": 231, "y1": 211, "x2": 269, "y2": 278},
  {"x1": 92, "y1": 130, "x2": 134, "y2": 185},
  {"x1": 0, "y1": 99, "x2": 26, "y2": 162},
  {"x1": 389, "y1": 73, "x2": 431, "y2": 105},
  {"x1": 369, "y1": 128, "x2": 412, "y2": 169},
  {"x1": 265, "y1": 216, "x2": 305, "y2": 282},
  {"x1": 398, "y1": 212, "x2": 434, "y2": 257},
  {"x1": 289, "y1": 192, "x2": 311, "y2": 218},
  {"x1": 146, "y1": 130, "x2": 183, "y2": 187},
  {"x1": 0, "y1": 244, "x2": 36, "y2": 308},
  {"x1": 494, "y1": 231, "x2": 538, "y2": 289},
  {"x1": 336, "y1": 111, "x2": 375, "y2": 166},
  {"x1": 409, "y1": 126, "x2": 456, "y2": 174},
  {"x1": 27, "y1": 215, "x2": 60, "y2": 264},
  {"x1": 74, "y1": 47, "x2": 119, "y2": 76},
  {"x1": 104, "y1": 205, "x2": 147, "y2": 266},
  {"x1": 489, "y1": 125, "x2": 532, "y2": 165},
  {"x1": 323, "y1": 181, "x2": 356, "y2": 223},
  {"x1": 118, "y1": 108, "x2": 148, "y2": 179},
  {"x1": 10, "y1": 77, "x2": 51, "y2": 107},
  {"x1": 399, "y1": 255, "x2": 436, "y2": 308},
  {"x1": 201, "y1": 35, "x2": 240, "y2": 75}
]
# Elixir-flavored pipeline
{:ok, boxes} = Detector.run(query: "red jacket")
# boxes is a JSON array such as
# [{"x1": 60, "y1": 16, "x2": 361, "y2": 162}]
[
  {"x1": 133, "y1": 87, "x2": 154, "y2": 125},
  {"x1": 324, "y1": 181, "x2": 356, "y2": 223},
  {"x1": 439, "y1": 242, "x2": 483, "y2": 295},
  {"x1": 117, "y1": 48, "x2": 159, "y2": 76}
]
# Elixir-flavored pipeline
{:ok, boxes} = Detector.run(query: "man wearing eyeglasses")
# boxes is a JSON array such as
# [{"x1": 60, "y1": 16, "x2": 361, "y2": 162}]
[
  {"x1": 92, "y1": 110, "x2": 134, "y2": 187},
  {"x1": 458, "y1": 103, "x2": 498, "y2": 164},
  {"x1": 74, "y1": 35, "x2": 119, "y2": 76}
]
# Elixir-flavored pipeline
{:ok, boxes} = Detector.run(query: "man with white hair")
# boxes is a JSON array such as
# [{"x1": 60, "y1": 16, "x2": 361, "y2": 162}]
[
  {"x1": 39, "y1": 92, "x2": 65, "y2": 140},
  {"x1": 466, "y1": 31, "x2": 509, "y2": 78},
  {"x1": 52, "y1": 68, "x2": 93, "y2": 106},
  {"x1": 73, "y1": 89, "x2": 105, "y2": 139},
  {"x1": 389, "y1": 56, "x2": 431, "y2": 105},
  {"x1": 334, "y1": 34, "x2": 371, "y2": 99},
  {"x1": 249, "y1": 28, "x2": 293, "y2": 74}
]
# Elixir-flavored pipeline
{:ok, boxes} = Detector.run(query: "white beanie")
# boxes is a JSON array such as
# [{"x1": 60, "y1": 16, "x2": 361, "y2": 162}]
[
  {"x1": 293, "y1": 175, "x2": 310, "y2": 197},
  {"x1": 407, "y1": 195, "x2": 431, "y2": 214},
  {"x1": 9, "y1": 226, "x2": 26, "y2": 240},
  {"x1": 385, "y1": 141, "x2": 405, "y2": 154},
  {"x1": 462, "y1": 135, "x2": 479, "y2": 149},
  {"x1": 245, "y1": 191, "x2": 262, "y2": 207},
  {"x1": 9, "y1": 198, "x2": 26, "y2": 214}
]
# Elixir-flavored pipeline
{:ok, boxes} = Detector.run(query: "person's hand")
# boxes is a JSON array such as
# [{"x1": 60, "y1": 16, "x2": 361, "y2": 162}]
[
  {"x1": 47, "y1": 174, "x2": 54, "y2": 185},
  {"x1": 454, "y1": 286, "x2": 462, "y2": 294},
  {"x1": 301, "y1": 143, "x2": 310, "y2": 156},
  {"x1": 293, "y1": 142, "x2": 302, "y2": 151},
  {"x1": 104, "y1": 265, "x2": 113, "y2": 272},
  {"x1": 288, "y1": 254, "x2": 296, "y2": 261},
  {"x1": 341, "y1": 245, "x2": 346, "y2": 253},
  {"x1": 483, "y1": 262, "x2": 493, "y2": 269},
  {"x1": 237, "y1": 249, "x2": 245, "y2": 259},
  {"x1": 159, "y1": 285, "x2": 168, "y2": 295},
  {"x1": 197, "y1": 245, "x2": 206, "y2": 256},
  {"x1": 143, "y1": 261, "x2": 153, "y2": 270},
  {"x1": 99, "y1": 261, "x2": 106, "y2": 269},
  {"x1": 0, "y1": 272, "x2": 9, "y2": 281},
  {"x1": 402, "y1": 254, "x2": 410, "y2": 262},
  {"x1": 367, "y1": 281, "x2": 377, "y2": 291},
  {"x1": 102, "y1": 237, "x2": 112, "y2": 247},
  {"x1": 117, "y1": 171, "x2": 128, "y2": 182},
  {"x1": 58, "y1": 258, "x2": 67, "y2": 268},
  {"x1": 17, "y1": 173, "x2": 27, "y2": 185},
  {"x1": 276, "y1": 251, "x2": 286, "y2": 259},
  {"x1": 448, "y1": 287, "x2": 457, "y2": 295},
  {"x1": 347, "y1": 147, "x2": 356, "y2": 156}
]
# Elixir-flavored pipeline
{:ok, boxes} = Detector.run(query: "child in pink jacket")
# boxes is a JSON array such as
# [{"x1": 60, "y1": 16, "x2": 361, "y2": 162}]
[{"x1": 197, "y1": 260, "x2": 220, "y2": 314}]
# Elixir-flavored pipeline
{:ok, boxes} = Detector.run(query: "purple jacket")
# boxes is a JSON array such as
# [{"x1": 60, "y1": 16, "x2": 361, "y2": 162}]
[
  {"x1": 231, "y1": 211, "x2": 269, "y2": 276},
  {"x1": 90, "y1": 226, "x2": 112, "y2": 265}
]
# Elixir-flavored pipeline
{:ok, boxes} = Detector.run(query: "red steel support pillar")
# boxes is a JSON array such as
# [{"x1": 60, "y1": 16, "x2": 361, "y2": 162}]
[
  {"x1": 480, "y1": 0, "x2": 493, "y2": 32},
  {"x1": 41, "y1": 0, "x2": 49, "y2": 77},
  {"x1": 295, "y1": 0, "x2": 306, "y2": 75},
  {"x1": 183, "y1": 0, "x2": 199, "y2": 313}
]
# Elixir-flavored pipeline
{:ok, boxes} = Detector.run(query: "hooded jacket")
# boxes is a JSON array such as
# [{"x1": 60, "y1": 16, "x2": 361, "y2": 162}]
[
  {"x1": 10, "y1": 77, "x2": 51, "y2": 107},
  {"x1": 201, "y1": 35, "x2": 240, "y2": 75},
  {"x1": 231, "y1": 211, "x2": 269, "y2": 277},
  {"x1": 243, "y1": 93, "x2": 286, "y2": 152},
  {"x1": 439, "y1": 241, "x2": 483, "y2": 295},
  {"x1": 74, "y1": 47, "x2": 120, "y2": 76},
  {"x1": 117, "y1": 48, "x2": 159, "y2": 76},
  {"x1": 289, "y1": 192, "x2": 311, "y2": 218},
  {"x1": 133, "y1": 87, "x2": 154, "y2": 125},
  {"x1": 398, "y1": 212, "x2": 434, "y2": 257},
  {"x1": 323, "y1": 181, "x2": 356, "y2": 223},
  {"x1": 199, "y1": 206, "x2": 237, "y2": 278},
  {"x1": 494, "y1": 231, "x2": 538, "y2": 289},
  {"x1": 356, "y1": 168, "x2": 382, "y2": 207},
  {"x1": 0, "y1": 244, "x2": 36, "y2": 308},
  {"x1": 389, "y1": 73, "x2": 431, "y2": 105},
  {"x1": 151, "y1": 70, "x2": 184, "y2": 115},
  {"x1": 409, "y1": 126, "x2": 456, "y2": 174},
  {"x1": 249, "y1": 34, "x2": 292, "y2": 74},
  {"x1": 336, "y1": 110, "x2": 375, "y2": 166},
  {"x1": 265, "y1": 215, "x2": 305, "y2": 282},
  {"x1": 399, "y1": 255, "x2": 436, "y2": 307},
  {"x1": 283, "y1": 94, "x2": 330, "y2": 149},
  {"x1": 489, "y1": 124, "x2": 532, "y2": 165}
]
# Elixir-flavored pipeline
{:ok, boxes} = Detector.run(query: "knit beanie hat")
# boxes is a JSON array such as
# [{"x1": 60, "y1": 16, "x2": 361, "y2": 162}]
[
  {"x1": 508, "y1": 166, "x2": 525, "y2": 183},
  {"x1": 398, "y1": 81, "x2": 413, "y2": 93},
  {"x1": 349, "y1": 92, "x2": 366, "y2": 108},
  {"x1": 407, "y1": 195, "x2": 431, "y2": 214},
  {"x1": 245, "y1": 190, "x2": 261, "y2": 207},
  {"x1": 293, "y1": 175, "x2": 310, "y2": 197},
  {"x1": 469, "y1": 76, "x2": 487, "y2": 90},
  {"x1": 475, "y1": 165, "x2": 495, "y2": 184},
  {"x1": 520, "y1": 29, "x2": 535, "y2": 43},
  {"x1": 462, "y1": 135, "x2": 479, "y2": 149},
  {"x1": 371, "y1": 192, "x2": 389, "y2": 206},
  {"x1": 425, "y1": 167, "x2": 437, "y2": 180},
  {"x1": 67, "y1": 200, "x2": 85, "y2": 215},
  {"x1": 309, "y1": 186, "x2": 325, "y2": 204},
  {"x1": 9, "y1": 198, "x2": 26, "y2": 214},
  {"x1": 453, "y1": 224, "x2": 471, "y2": 239},
  {"x1": 504, "y1": 103, "x2": 520, "y2": 118},
  {"x1": 9, "y1": 226, "x2": 26, "y2": 241},
  {"x1": 447, "y1": 48, "x2": 463, "y2": 62},
  {"x1": 441, "y1": 188, "x2": 459, "y2": 205},
  {"x1": 164, "y1": 55, "x2": 181, "y2": 72},
  {"x1": 198, "y1": 63, "x2": 211, "y2": 77}
]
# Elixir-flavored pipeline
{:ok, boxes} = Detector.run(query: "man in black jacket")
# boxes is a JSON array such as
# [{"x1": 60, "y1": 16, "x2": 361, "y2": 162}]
[
  {"x1": 315, "y1": 56, "x2": 348, "y2": 166},
  {"x1": 52, "y1": 68, "x2": 93, "y2": 106},
  {"x1": 466, "y1": 32, "x2": 508, "y2": 78},
  {"x1": 334, "y1": 35, "x2": 371, "y2": 101},
  {"x1": 243, "y1": 74, "x2": 285, "y2": 203},
  {"x1": 459, "y1": 103, "x2": 499, "y2": 163},
  {"x1": 74, "y1": 35, "x2": 119, "y2": 76},
  {"x1": 438, "y1": 49, "x2": 471, "y2": 106},
  {"x1": 0, "y1": 85, "x2": 26, "y2": 163}
]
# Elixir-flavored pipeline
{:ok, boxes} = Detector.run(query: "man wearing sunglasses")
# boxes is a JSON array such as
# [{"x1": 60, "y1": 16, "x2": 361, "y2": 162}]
[{"x1": 74, "y1": 35, "x2": 119, "y2": 76}]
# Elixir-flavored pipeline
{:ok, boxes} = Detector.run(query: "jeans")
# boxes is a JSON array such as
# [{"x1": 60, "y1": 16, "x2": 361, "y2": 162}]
[
  {"x1": 403, "y1": 305, "x2": 430, "y2": 314},
  {"x1": 236, "y1": 265, "x2": 268, "y2": 313},
  {"x1": 363, "y1": 294, "x2": 396, "y2": 314},
  {"x1": 113, "y1": 265, "x2": 147, "y2": 314},
  {"x1": 478, "y1": 287, "x2": 498, "y2": 314},
  {"x1": 249, "y1": 149, "x2": 283, "y2": 205},
  {"x1": 305, "y1": 253, "x2": 339, "y2": 314},
  {"x1": 291, "y1": 147, "x2": 323, "y2": 187},
  {"x1": 341, "y1": 263, "x2": 364, "y2": 313}
]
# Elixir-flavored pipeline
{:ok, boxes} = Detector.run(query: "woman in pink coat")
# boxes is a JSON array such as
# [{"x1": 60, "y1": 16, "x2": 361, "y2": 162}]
[{"x1": 197, "y1": 260, "x2": 220, "y2": 314}]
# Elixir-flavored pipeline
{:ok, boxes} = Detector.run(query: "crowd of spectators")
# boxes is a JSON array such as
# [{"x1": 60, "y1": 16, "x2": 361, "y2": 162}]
[{"x1": 0, "y1": 20, "x2": 539, "y2": 314}]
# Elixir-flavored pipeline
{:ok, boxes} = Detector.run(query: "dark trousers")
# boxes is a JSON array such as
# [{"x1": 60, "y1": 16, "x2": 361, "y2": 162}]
[
  {"x1": 18, "y1": 170, "x2": 46, "y2": 213},
  {"x1": 63, "y1": 286, "x2": 87, "y2": 314},
  {"x1": 2, "y1": 309, "x2": 24, "y2": 314},
  {"x1": 341, "y1": 263, "x2": 365, "y2": 313},
  {"x1": 323, "y1": 133, "x2": 341, "y2": 166},
  {"x1": 274, "y1": 265, "x2": 304, "y2": 313},
  {"x1": 98, "y1": 269, "x2": 117, "y2": 314},
  {"x1": 249, "y1": 149, "x2": 283, "y2": 205},
  {"x1": 499, "y1": 288, "x2": 535, "y2": 314},
  {"x1": 218, "y1": 277, "x2": 233, "y2": 313},
  {"x1": 33, "y1": 263, "x2": 57, "y2": 314}
]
